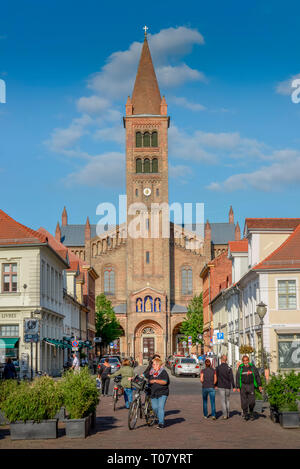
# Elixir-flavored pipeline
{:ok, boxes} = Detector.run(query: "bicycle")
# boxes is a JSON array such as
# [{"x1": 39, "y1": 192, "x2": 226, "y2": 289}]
[
  {"x1": 128, "y1": 375, "x2": 156, "y2": 430},
  {"x1": 112, "y1": 375, "x2": 123, "y2": 411}
]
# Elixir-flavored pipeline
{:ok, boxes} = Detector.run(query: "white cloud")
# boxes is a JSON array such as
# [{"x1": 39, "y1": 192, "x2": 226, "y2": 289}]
[
  {"x1": 76, "y1": 96, "x2": 110, "y2": 114},
  {"x1": 170, "y1": 96, "x2": 206, "y2": 111},
  {"x1": 93, "y1": 126, "x2": 125, "y2": 145},
  {"x1": 169, "y1": 164, "x2": 192, "y2": 181},
  {"x1": 45, "y1": 114, "x2": 93, "y2": 155},
  {"x1": 276, "y1": 73, "x2": 300, "y2": 95},
  {"x1": 157, "y1": 64, "x2": 206, "y2": 88},
  {"x1": 207, "y1": 151, "x2": 300, "y2": 192},
  {"x1": 64, "y1": 152, "x2": 125, "y2": 187}
]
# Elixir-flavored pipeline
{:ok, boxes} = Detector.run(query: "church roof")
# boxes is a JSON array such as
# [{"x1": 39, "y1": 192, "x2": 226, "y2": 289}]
[
  {"x1": 131, "y1": 38, "x2": 161, "y2": 115},
  {"x1": 60, "y1": 222, "x2": 236, "y2": 247}
]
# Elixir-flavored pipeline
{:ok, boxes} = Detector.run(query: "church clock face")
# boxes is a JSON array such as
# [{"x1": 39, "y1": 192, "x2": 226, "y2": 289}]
[{"x1": 143, "y1": 187, "x2": 151, "y2": 197}]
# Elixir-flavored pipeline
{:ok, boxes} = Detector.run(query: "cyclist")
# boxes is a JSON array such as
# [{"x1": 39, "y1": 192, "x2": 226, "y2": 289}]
[
  {"x1": 143, "y1": 357, "x2": 169, "y2": 429},
  {"x1": 109, "y1": 358, "x2": 134, "y2": 409}
]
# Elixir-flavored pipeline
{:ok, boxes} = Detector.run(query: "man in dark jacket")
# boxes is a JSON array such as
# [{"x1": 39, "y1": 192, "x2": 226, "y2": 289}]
[
  {"x1": 216, "y1": 355, "x2": 235, "y2": 419},
  {"x1": 3, "y1": 358, "x2": 16, "y2": 379},
  {"x1": 236, "y1": 355, "x2": 262, "y2": 421}
]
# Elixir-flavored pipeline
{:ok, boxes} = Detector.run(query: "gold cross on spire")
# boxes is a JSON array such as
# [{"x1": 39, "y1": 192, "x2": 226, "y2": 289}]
[{"x1": 143, "y1": 25, "x2": 148, "y2": 38}]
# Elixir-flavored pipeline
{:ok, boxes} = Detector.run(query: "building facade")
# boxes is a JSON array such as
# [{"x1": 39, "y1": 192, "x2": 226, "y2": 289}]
[{"x1": 56, "y1": 35, "x2": 239, "y2": 364}]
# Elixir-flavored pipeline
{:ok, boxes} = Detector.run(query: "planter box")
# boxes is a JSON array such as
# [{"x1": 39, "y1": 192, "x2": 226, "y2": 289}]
[
  {"x1": 10, "y1": 419, "x2": 58, "y2": 440},
  {"x1": 65, "y1": 416, "x2": 89, "y2": 438},
  {"x1": 279, "y1": 411, "x2": 300, "y2": 429},
  {"x1": 270, "y1": 406, "x2": 279, "y2": 423},
  {"x1": 254, "y1": 400, "x2": 264, "y2": 413},
  {"x1": 89, "y1": 411, "x2": 96, "y2": 429}
]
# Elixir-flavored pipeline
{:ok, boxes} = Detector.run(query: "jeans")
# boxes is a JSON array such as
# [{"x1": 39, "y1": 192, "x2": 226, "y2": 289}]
[
  {"x1": 218, "y1": 388, "x2": 231, "y2": 417},
  {"x1": 151, "y1": 395, "x2": 168, "y2": 425},
  {"x1": 202, "y1": 387, "x2": 216, "y2": 417},
  {"x1": 124, "y1": 388, "x2": 133, "y2": 409}
]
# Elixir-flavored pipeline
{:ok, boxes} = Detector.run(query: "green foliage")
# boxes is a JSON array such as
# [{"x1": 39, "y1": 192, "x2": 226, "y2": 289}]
[
  {"x1": 179, "y1": 294, "x2": 203, "y2": 345},
  {"x1": 255, "y1": 388, "x2": 263, "y2": 400},
  {"x1": 95, "y1": 293, "x2": 123, "y2": 346},
  {"x1": 2, "y1": 377, "x2": 63, "y2": 423},
  {"x1": 239, "y1": 345, "x2": 254, "y2": 354},
  {"x1": 60, "y1": 367, "x2": 99, "y2": 419},
  {"x1": 266, "y1": 370, "x2": 300, "y2": 412},
  {"x1": 0, "y1": 379, "x2": 19, "y2": 406}
]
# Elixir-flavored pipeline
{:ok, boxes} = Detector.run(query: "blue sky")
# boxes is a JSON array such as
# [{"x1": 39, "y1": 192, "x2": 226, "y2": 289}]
[{"x1": 1, "y1": 0, "x2": 300, "y2": 234}]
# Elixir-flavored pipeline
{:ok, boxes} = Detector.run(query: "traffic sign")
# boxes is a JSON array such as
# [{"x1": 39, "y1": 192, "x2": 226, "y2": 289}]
[
  {"x1": 188, "y1": 336, "x2": 192, "y2": 340},
  {"x1": 24, "y1": 333, "x2": 39, "y2": 343},
  {"x1": 72, "y1": 340, "x2": 78, "y2": 348},
  {"x1": 94, "y1": 337, "x2": 102, "y2": 343},
  {"x1": 217, "y1": 332, "x2": 224, "y2": 340}
]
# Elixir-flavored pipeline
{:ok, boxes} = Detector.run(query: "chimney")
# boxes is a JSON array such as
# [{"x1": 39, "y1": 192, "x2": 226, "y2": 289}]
[
  {"x1": 125, "y1": 96, "x2": 133, "y2": 116},
  {"x1": 229, "y1": 206, "x2": 234, "y2": 224},
  {"x1": 62, "y1": 206, "x2": 68, "y2": 226},
  {"x1": 235, "y1": 222, "x2": 241, "y2": 241},
  {"x1": 85, "y1": 216, "x2": 91, "y2": 242},
  {"x1": 55, "y1": 222, "x2": 61, "y2": 241},
  {"x1": 204, "y1": 220, "x2": 212, "y2": 260},
  {"x1": 205, "y1": 220, "x2": 211, "y2": 240},
  {"x1": 160, "y1": 96, "x2": 167, "y2": 116}
]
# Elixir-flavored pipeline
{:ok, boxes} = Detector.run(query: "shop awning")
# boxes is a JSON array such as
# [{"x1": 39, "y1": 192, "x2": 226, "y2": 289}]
[
  {"x1": 43, "y1": 338, "x2": 71, "y2": 349},
  {"x1": 0, "y1": 338, "x2": 19, "y2": 349}
]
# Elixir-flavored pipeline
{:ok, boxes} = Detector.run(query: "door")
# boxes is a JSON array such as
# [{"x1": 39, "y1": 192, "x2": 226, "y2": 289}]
[{"x1": 143, "y1": 337, "x2": 155, "y2": 364}]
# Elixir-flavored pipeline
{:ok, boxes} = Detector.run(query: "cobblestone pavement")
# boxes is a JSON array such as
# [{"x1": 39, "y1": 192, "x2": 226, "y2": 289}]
[{"x1": 0, "y1": 368, "x2": 299, "y2": 449}]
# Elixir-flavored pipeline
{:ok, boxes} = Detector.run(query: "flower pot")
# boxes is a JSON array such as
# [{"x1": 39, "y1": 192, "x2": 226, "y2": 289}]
[
  {"x1": 279, "y1": 411, "x2": 300, "y2": 429},
  {"x1": 0, "y1": 410, "x2": 9, "y2": 425},
  {"x1": 65, "y1": 416, "x2": 89, "y2": 438},
  {"x1": 54, "y1": 406, "x2": 66, "y2": 421},
  {"x1": 254, "y1": 400, "x2": 264, "y2": 413},
  {"x1": 10, "y1": 419, "x2": 58, "y2": 440}
]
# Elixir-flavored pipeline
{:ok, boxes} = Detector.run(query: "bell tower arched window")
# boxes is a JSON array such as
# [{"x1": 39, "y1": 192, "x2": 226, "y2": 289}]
[
  {"x1": 152, "y1": 158, "x2": 158, "y2": 173},
  {"x1": 144, "y1": 158, "x2": 150, "y2": 173},
  {"x1": 136, "y1": 158, "x2": 142, "y2": 173},
  {"x1": 151, "y1": 131, "x2": 158, "y2": 147},
  {"x1": 143, "y1": 132, "x2": 150, "y2": 147},
  {"x1": 136, "y1": 132, "x2": 142, "y2": 147}
]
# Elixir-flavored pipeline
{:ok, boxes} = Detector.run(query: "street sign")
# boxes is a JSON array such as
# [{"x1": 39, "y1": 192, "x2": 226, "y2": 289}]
[
  {"x1": 24, "y1": 318, "x2": 39, "y2": 335},
  {"x1": 188, "y1": 336, "x2": 192, "y2": 340},
  {"x1": 72, "y1": 347, "x2": 78, "y2": 352},
  {"x1": 109, "y1": 342, "x2": 114, "y2": 348},
  {"x1": 217, "y1": 332, "x2": 224, "y2": 340},
  {"x1": 182, "y1": 341, "x2": 187, "y2": 347},
  {"x1": 24, "y1": 333, "x2": 39, "y2": 343},
  {"x1": 94, "y1": 337, "x2": 102, "y2": 343},
  {"x1": 72, "y1": 340, "x2": 79, "y2": 348}
]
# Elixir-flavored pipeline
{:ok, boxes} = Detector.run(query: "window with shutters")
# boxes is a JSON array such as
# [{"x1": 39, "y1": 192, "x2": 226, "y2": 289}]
[
  {"x1": 278, "y1": 280, "x2": 297, "y2": 309},
  {"x1": 136, "y1": 132, "x2": 142, "y2": 147},
  {"x1": 144, "y1": 158, "x2": 150, "y2": 173},
  {"x1": 181, "y1": 267, "x2": 193, "y2": 295},
  {"x1": 151, "y1": 131, "x2": 158, "y2": 147},
  {"x1": 143, "y1": 132, "x2": 150, "y2": 147},
  {"x1": 152, "y1": 158, "x2": 158, "y2": 173},
  {"x1": 136, "y1": 158, "x2": 142, "y2": 173}
]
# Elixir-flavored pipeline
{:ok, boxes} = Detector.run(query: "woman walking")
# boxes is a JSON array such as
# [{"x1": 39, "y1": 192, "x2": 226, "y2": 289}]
[
  {"x1": 98, "y1": 357, "x2": 111, "y2": 396},
  {"x1": 109, "y1": 359, "x2": 134, "y2": 409},
  {"x1": 200, "y1": 358, "x2": 217, "y2": 419},
  {"x1": 143, "y1": 357, "x2": 169, "y2": 429}
]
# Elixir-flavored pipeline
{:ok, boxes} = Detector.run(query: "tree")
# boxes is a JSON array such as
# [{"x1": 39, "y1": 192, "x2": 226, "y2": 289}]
[
  {"x1": 179, "y1": 294, "x2": 203, "y2": 345},
  {"x1": 95, "y1": 293, "x2": 123, "y2": 347}
]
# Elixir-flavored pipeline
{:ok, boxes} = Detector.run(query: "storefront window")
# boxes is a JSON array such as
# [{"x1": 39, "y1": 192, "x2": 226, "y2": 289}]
[{"x1": 278, "y1": 333, "x2": 300, "y2": 369}]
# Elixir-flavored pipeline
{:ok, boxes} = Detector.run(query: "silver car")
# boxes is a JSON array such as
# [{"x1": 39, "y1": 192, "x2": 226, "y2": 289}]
[
  {"x1": 173, "y1": 357, "x2": 200, "y2": 377},
  {"x1": 99, "y1": 357, "x2": 121, "y2": 374}
]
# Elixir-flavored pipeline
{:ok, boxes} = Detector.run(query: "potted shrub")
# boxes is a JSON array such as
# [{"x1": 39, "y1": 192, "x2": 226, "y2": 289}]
[
  {"x1": 60, "y1": 367, "x2": 99, "y2": 438},
  {"x1": 254, "y1": 388, "x2": 264, "y2": 413},
  {"x1": 2, "y1": 377, "x2": 63, "y2": 439},
  {"x1": 0, "y1": 379, "x2": 19, "y2": 425},
  {"x1": 266, "y1": 371, "x2": 300, "y2": 428}
]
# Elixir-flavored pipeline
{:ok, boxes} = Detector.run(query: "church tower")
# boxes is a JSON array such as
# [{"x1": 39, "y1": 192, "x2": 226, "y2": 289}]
[{"x1": 124, "y1": 30, "x2": 171, "y2": 362}]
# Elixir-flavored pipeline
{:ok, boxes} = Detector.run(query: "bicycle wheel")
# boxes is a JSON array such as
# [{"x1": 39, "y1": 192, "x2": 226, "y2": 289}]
[
  {"x1": 113, "y1": 389, "x2": 118, "y2": 412},
  {"x1": 128, "y1": 399, "x2": 139, "y2": 430},
  {"x1": 144, "y1": 396, "x2": 156, "y2": 426}
]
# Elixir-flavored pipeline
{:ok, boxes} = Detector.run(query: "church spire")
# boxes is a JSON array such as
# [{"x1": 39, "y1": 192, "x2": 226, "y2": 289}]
[{"x1": 131, "y1": 31, "x2": 161, "y2": 115}]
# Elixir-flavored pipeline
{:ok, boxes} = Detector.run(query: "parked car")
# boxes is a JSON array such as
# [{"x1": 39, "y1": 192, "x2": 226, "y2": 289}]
[
  {"x1": 166, "y1": 356, "x2": 173, "y2": 368},
  {"x1": 172, "y1": 357, "x2": 200, "y2": 377},
  {"x1": 98, "y1": 357, "x2": 121, "y2": 374},
  {"x1": 102, "y1": 354, "x2": 122, "y2": 363}
]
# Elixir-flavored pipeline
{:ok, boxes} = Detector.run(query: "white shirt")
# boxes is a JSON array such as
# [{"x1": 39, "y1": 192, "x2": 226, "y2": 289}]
[{"x1": 72, "y1": 356, "x2": 80, "y2": 370}]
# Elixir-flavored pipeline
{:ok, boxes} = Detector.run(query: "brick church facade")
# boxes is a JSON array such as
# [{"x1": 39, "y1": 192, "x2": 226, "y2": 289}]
[{"x1": 55, "y1": 35, "x2": 240, "y2": 364}]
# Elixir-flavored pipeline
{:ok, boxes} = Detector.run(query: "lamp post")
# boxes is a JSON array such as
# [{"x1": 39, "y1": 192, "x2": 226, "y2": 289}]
[{"x1": 256, "y1": 301, "x2": 267, "y2": 374}]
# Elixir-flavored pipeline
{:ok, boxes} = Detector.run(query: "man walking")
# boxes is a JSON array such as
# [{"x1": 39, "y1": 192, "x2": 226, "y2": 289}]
[
  {"x1": 71, "y1": 353, "x2": 80, "y2": 372},
  {"x1": 236, "y1": 355, "x2": 262, "y2": 421},
  {"x1": 216, "y1": 355, "x2": 235, "y2": 419}
]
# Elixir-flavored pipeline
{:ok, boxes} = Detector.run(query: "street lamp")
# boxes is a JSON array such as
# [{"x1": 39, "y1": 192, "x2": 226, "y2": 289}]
[{"x1": 256, "y1": 301, "x2": 267, "y2": 373}]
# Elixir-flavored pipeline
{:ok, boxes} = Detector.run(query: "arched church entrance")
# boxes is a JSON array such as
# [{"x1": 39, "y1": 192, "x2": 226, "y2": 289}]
[{"x1": 134, "y1": 320, "x2": 164, "y2": 365}]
